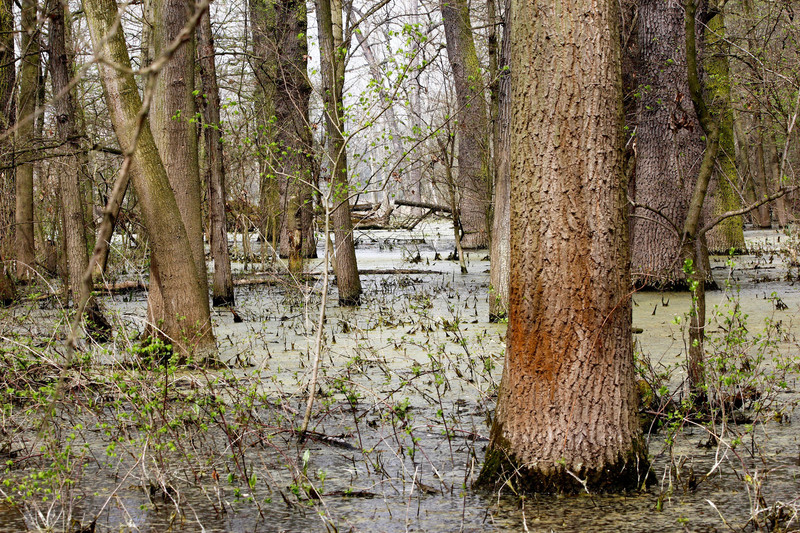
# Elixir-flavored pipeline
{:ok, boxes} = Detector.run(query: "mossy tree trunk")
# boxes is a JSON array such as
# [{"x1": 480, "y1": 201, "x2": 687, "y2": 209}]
[
  {"x1": 476, "y1": 0, "x2": 648, "y2": 493},
  {"x1": 147, "y1": 0, "x2": 212, "y2": 343},
  {"x1": 441, "y1": 0, "x2": 491, "y2": 249},
  {"x1": 83, "y1": 0, "x2": 215, "y2": 358},
  {"x1": 704, "y1": 10, "x2": 745, "y2": 254},
  {"x1": 681, "y1": 0, "x2": 721, "y2": 397}
]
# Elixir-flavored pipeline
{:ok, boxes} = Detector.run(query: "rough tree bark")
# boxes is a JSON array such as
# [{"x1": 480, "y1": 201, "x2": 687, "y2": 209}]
[
  {"x1": 252, "y1": 0, "x2": 317, "y2": 264},
  {"x1": 148, "y1": 0, "x2": 211, "y2": 339},
  {"x1": 83, "y1": 0, "x2": 215, "y2": 357},
  {"x1": 197, "y1": 9, "x2": 235, "y2": 306},
  {"x1": 250, "y1": 0, "x2": 280, "y2": 247},
  {"x1": 631, "y1": 0, "x2": 706, "y2": 289},
  {"x1": 48, "y1": 0, "x2": 111, "y2": 339},
  {"x1": 316, "y1": 0, "x2": 361, "y2": 305},
  {"x1": 15, "y1": 0, "x2": 39, "y2": 280},
  {"x1": 0, "y1": 0, "x2": 15, "y2": 303},
  {"x1": 476, "y1": 0, "x2": 648, "y2": 493},
  {"x1": 441, "y1": 0, "x2": 491, "y2": 249},
  {"x1": 488, "y1": 0, "x2": 509, "y2": 321},
  {"x1": 275, "y1": 0, "x2": 316, "y2": 263}
]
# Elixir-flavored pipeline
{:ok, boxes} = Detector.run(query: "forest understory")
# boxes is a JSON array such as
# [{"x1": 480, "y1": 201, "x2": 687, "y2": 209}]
[{"x1": 1, "y1": 222, "x2": 800, "y2": 532}]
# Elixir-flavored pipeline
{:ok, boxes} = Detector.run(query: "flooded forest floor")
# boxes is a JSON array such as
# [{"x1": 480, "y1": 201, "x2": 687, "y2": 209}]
[{"x1": 2, "y1": 222, "x2": 800, "y2": 532}]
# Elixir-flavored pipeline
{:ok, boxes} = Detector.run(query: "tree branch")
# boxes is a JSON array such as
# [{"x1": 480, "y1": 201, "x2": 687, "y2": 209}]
[{"x1": 699, "y1": 186, "x2": 798, "y2": 236}]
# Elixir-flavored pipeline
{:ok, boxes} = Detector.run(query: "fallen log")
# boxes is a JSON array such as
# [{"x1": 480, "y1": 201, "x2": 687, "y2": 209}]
[{"x1": 394, "y1": 199, "x2": 452, "y2": 213}]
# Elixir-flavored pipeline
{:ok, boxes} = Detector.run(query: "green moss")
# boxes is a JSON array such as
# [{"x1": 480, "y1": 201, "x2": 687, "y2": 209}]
[{"x1": 704, "y1": 13, "x2": 745, "y2": 253}]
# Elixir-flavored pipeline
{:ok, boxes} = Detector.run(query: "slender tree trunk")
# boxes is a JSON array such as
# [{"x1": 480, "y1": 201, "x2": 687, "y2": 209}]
[
  {"x1": 748, "y1": 109, "x2": 772, "y2": 227},
  {"x1": 477, "y1": 0, "x2": 648, "y2": 493},
  {"x1": 631, "y1": 0, "x2": 705, "y2": 289},
  {"x1": 407, "y1": 0, "x2": 423, "y2": 205},
  {"x1": 15, "y1": 0, "x2": 39, "y2": 280},
  {"x1": 148, "y1": 0, "x2": 211, "y2": 338},
  {"x1": 0, "y1": 0, "x2": 15, "y2": 302},
  {"x1": 681, "y1": 0, "x2": 721, "y2": 398},
  {"x1": 83, "y1": 0, "x2": 215, "y2": 357},
  {"x1": 352, "y1": 14, "x2": 402, "y2": 213},
  {"x1": 197, "y1": 9, "x2": 234, "y2": 306},
  {"x1": 488, "y1": 0, "x2": 509, "y2": 321},
  {"x1": 763, "y1": 115, "x2": 787, "y2": 226},
  {"x1": 441, "y1": 0, "x2": 491, "y2": 249},
  {"x1": 733, "y1": 106, "x2": 767, "y2": 227},
  {"x1": 316, "y1": 0, "x2": 361, "y2": 305},
  {"x1": 48, "y1": 0, "x2": 111, "y2": 339}
]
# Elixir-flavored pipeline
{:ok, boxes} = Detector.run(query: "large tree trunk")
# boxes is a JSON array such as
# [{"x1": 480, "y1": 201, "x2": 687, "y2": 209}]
[
  {"x1": 253, "y1": 0, "x2": 317, "y2": 263},
  {"x1": 48, "y1": 0, "x2": 110, "y2": 339},
  {"x1": 0, "y1": 0, "x2": 15, "y2": 303},
  {"x1": 148, "y1": 0, "x2": 211, "y2": 338},
  {"x1": 488, "y1": 0, "x2": 509, "y2": 321},
  {"x1": 441, "y1": 0, "x2": 491, "y2": 249},
  {"x1": 83, "y1": 0, "x2": 215, "y2": 357},
  {"x1": 316, "y1": 0, "x2": 361, "y2": 305},
  {"x1": 477, "y1": 0, "x2": 648, "y2": 493},
  {"x1": 15, "y1": 0, "x2": 39, "y2": 280},
  {"x1": 197, "y1": 9, "x2": 235, "y2": 306},
  {"x1": 703, "y1": 11, "x2": 745, "y2": 253},
  {"x1": 250, "y1": 0, "x2": 280, "y2": 247},
  {"x1": 631, "y1": 0, "x2": 705, "y2": 289}
]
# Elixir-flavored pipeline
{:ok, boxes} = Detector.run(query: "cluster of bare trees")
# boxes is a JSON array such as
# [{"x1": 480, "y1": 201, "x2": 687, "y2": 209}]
[{"x1": 0, "y1": 0, "x2": 799, "y2": 492}]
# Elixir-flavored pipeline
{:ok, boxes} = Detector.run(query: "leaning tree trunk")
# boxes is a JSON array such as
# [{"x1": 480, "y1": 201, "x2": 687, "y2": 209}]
[
  {"x1": 48, "y1": 0, "x2": 110, "y2": 339},
  {"x1": 703, "y1": 11, "x2": 745, "y2": 253},
  {"x1": 197, "y1": 9, "x2": 235, "y2": 306},
  {"x1": 316, "y1": 0, "x2": 361, "y2": 305},
  {"x1": 147, "y1": 0, "x2": 211, "y2": 340},
  {"x1": 488, "y1": 0, "x2": 510, "y2": 321},
  {"x1": 0, "y1": 0, "x2": 15, "y2": 303},
  {"x1": 15, "y1": 0, "x2": 39, "y2": 280},
  {"x1": 477, "y1": 0, "x2": 648, "y2": 493},
  {"x1": 631, "y1": 0, "x2": 706, "y2": 289},
  {"x1": 83, "y1": 0, "x2": 215, "y2": 357},
  {"x1": 441, "y1": 0, "x2": 491, "y2": 249},
  {"x1": 681, "y1": 0, "x2": 721, "y2": 398}
]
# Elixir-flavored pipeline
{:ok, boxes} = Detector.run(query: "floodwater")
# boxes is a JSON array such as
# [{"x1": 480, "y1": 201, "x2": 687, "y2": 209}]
[{"x1": 2, "y1": 222, "x2": 800, "y2": 532}]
